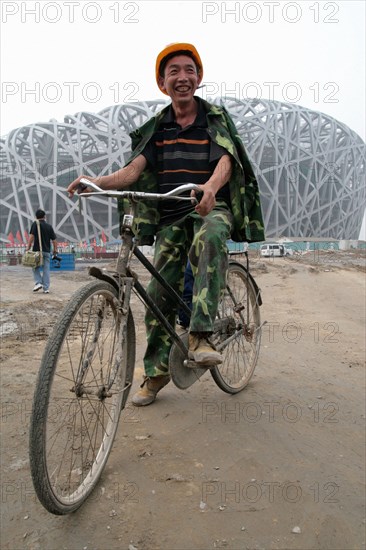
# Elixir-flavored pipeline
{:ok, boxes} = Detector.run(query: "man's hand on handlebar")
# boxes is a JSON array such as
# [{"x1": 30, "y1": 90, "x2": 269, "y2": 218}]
[
  {"x1": 191, "y1": 185, "x2": 217, "y2": 217},
  {"x1": 67, "y1": 176, "x2": 101, "y2": 198},
  {"x1": 191, "y1": 155, "x2": 231, "y2": 217}
]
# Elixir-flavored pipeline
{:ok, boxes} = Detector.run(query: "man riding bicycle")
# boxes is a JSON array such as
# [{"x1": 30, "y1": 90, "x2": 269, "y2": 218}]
[{"x1": 67, "y1": 43, "x2": 265, "y2": 406}]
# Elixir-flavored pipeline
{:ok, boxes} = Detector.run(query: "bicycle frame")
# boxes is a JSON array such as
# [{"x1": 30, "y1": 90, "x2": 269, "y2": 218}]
[{"x1": 132, "y1": 247, "x2": 190, "y2": 355}]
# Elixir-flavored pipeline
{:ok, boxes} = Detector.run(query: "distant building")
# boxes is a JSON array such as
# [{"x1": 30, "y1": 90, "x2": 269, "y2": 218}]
[{"x1": 1, "y1": 98, "x2": 365, "y2": 243}]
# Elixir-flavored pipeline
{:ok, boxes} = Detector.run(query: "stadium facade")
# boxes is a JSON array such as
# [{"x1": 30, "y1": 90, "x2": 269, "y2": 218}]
[{"x1": 1, "y1": 98, "x2": 365, "y2": 244}]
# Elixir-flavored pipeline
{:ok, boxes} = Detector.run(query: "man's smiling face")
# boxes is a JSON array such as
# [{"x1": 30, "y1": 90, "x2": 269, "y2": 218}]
[{"x1": 158, "y1": 54, "x2": 202, "y2": 105}]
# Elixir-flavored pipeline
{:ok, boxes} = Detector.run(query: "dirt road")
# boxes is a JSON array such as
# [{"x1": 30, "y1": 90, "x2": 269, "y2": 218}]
[{"x1": 1, "y1": 251, "x2": 365, "y2": 550}]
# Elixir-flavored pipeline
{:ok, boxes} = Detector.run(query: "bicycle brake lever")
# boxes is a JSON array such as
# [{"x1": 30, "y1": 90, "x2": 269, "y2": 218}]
[
  {"x1": 194, "y1": 189, "x2": 204, "y2": 203},
  {"x1": 189, "y1": 188, "x2": 203, "y2": 205}
]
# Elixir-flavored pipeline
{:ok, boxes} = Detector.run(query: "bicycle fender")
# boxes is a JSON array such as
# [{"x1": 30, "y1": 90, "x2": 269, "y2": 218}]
[{"x1": 88, "y1": 266, "x2": 119, "y2": 293}]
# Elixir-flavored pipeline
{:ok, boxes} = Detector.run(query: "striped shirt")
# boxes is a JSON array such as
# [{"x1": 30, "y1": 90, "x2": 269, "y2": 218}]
[{"x1": 141, "y1": 97, "x2": 230, "y2": 226}]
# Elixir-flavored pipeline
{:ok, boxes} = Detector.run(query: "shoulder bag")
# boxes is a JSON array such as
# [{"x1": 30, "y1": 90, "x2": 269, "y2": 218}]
[{"x1": 22, "y1": 220, "x2": 44, "y2": 268}]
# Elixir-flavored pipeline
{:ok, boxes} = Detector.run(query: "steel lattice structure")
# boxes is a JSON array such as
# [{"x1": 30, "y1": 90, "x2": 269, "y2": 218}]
[{"x1": 1, "y1": 98, "x2": 365, "y2": 243}]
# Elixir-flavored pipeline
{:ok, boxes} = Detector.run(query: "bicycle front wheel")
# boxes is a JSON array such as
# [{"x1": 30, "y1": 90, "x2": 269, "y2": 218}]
[
  {"x1": 29, "y1": 280, "x2": 135, "y2": 515},
  {"x1": 211, "y1": 261, "x2": 261, "y2": 393}
]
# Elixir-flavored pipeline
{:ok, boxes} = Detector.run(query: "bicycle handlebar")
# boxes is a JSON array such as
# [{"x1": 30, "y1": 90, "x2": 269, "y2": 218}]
[{"x1": 78, "y1": 178, "x2": 202, "y2": 202}]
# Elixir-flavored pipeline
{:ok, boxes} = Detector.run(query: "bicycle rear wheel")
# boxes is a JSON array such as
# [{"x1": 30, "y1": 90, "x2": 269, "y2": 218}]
[
  {"x1": 211, "y1": 261, "x2": 261, "y2": 393},
  {"x1": 29, "y1": 280, "x2": 135, "y2": 514}
]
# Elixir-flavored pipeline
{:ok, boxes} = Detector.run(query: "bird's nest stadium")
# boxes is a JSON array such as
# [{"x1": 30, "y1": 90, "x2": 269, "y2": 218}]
[{"x1": 1, "y1": 97, "x2": 365, "y2": 244}]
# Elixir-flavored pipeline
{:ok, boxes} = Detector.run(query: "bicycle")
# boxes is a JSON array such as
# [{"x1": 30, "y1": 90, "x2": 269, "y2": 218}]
[{"x1": 29, "y1": 180, "x2": 263, "y2": 515}]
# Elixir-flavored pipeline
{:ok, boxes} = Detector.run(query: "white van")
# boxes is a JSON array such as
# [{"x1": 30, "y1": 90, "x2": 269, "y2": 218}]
[{"x1": 260, "y1": 243, "x2": 286, "y2": 257}]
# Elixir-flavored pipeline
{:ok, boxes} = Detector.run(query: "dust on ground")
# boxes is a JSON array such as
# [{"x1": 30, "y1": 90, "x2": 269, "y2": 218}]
[{"x1": 1, "y1": 249, "x2": 365, "y2": 550}]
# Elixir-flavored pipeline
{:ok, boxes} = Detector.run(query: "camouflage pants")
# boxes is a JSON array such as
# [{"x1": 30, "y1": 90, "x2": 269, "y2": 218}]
[{"x1": 143, "y1": 204, "x2": 233, "y2": 377}]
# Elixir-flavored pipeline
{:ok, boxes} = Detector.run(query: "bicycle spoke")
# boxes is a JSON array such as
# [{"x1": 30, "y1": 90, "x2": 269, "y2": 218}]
[{"x1": 211, "y1": 263, "x2": 261, "y2": 393}]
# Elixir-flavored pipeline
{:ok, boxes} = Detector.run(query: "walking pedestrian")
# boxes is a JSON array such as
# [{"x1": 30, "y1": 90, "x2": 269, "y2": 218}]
[{"x1": 26, "y1": 209, "x2": 58, "y2": 294}]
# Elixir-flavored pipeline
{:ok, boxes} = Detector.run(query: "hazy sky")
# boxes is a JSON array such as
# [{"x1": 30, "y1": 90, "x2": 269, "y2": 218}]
[{"x1": 1, "y1": 0, "x2": 365, "y2": 235}]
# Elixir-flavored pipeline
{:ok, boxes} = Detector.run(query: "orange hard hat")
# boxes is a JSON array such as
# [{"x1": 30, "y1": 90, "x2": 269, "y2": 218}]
[{"x1": 155, "y1": 43, "x2": 203, "y2": 95}]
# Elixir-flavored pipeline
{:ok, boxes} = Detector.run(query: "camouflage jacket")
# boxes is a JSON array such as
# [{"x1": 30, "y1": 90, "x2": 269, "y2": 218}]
[{"x1": 118, "y1": 98, "x2": 265, "y2": 244}]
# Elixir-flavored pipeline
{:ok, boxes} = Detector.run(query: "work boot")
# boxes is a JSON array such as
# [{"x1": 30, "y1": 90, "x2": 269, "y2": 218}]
[
  {"x1": 188, "y1": 332, "x2": 223, "y2": 366},
  {"x1": 131, "y1": 375, "x2": 170, "y2": 407}
]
